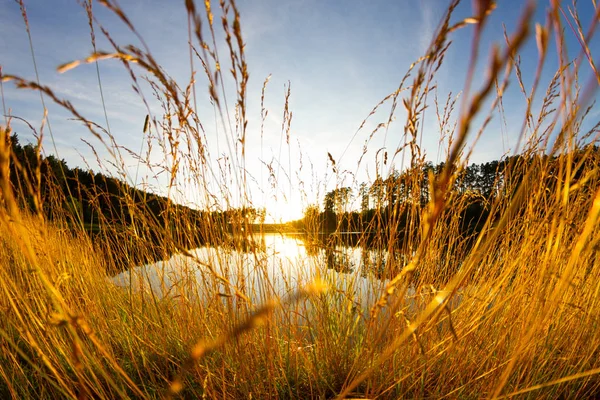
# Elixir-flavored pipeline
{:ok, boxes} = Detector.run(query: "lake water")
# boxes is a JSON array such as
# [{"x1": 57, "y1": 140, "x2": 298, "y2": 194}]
[{"x1": 111, "y1": 233, "x2": 471, "y2": 316}]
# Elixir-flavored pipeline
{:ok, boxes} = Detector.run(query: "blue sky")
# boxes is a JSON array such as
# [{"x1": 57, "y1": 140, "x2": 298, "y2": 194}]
[{"x1": 1, "y1": 0, "x2": 599, "y2": 221}]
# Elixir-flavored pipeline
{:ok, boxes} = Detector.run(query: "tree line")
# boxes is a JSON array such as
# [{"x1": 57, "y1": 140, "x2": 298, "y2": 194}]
[
  {"x1": 3, "y1": 133, "x2": 265, "y2": 270},
  {"x1": 4, "y1": 132, "x2": 598, "y2": 270},
  {"x1": 292, "y1": 145, "x2": 600, "y2": 244}
]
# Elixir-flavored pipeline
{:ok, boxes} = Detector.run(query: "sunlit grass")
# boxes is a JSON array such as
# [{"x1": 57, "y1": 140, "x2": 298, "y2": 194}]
[{"x1": 1, "y1": 0, "x2": 600, "y2": 398}]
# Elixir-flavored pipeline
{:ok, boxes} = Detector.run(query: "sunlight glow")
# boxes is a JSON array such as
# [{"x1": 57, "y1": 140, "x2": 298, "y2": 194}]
[{"x1": 266, "y1": 197, "x2": 305, "y2": 223}]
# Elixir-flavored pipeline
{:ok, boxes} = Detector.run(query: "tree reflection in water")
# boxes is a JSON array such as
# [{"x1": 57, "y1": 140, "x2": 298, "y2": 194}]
[{"x1": 294, "y1": 232, "x2": 413, "y2": 280}]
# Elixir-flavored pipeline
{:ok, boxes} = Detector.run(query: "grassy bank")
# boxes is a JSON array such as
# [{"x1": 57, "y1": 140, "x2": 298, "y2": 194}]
[{"x1": 1, "y1": 0, "x2": 600, "y2": 398}]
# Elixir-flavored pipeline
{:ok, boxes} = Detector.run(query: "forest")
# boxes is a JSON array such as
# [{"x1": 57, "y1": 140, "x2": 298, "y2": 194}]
[
  {"x1": 8, "y1": 130, "x2": 600, "y2": 275},
  {"x1": 295, "y1": 145, "x2": 600, "y2": 237},
  {"x1": 5, "y1": 132, "x2": 266, "y2": 270}
]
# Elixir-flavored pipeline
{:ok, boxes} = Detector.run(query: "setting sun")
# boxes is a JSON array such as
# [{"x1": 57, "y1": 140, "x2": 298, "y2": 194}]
[{"x1": 265, "y1": 197, "x2": 305, "y2": 223}]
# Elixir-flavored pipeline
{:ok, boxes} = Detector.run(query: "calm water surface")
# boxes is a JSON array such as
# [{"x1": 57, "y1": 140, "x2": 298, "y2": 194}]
[
  {"x1": 111, "y1": 233, "x2": 471, "y2": 312},
  {"x1": 112, "y1": 234, "x2": 396, "y2": 306}
]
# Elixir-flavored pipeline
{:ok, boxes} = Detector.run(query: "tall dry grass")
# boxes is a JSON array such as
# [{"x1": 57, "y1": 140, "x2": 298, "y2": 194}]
[{"x1": 1, "y1": 0, "x2": 600, "y2": 398}]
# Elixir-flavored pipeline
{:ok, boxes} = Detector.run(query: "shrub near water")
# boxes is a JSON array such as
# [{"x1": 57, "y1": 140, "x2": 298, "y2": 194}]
[{"x1": 1, "y1": 0, "x2": 600, "y2": 398}]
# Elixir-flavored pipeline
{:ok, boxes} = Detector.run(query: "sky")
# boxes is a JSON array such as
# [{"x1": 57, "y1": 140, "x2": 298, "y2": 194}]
[{"x1": 1, "y1": 0, "x2": 599, "y2": 222}]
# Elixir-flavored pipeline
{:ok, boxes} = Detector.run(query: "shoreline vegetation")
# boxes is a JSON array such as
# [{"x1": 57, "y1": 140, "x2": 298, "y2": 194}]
[
  {"x1": 1, "y1": 0, "x2": 600, "y2": 398},
  {"x1": 8, "y1": 132, "x2": 598, "y2": 277}
]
